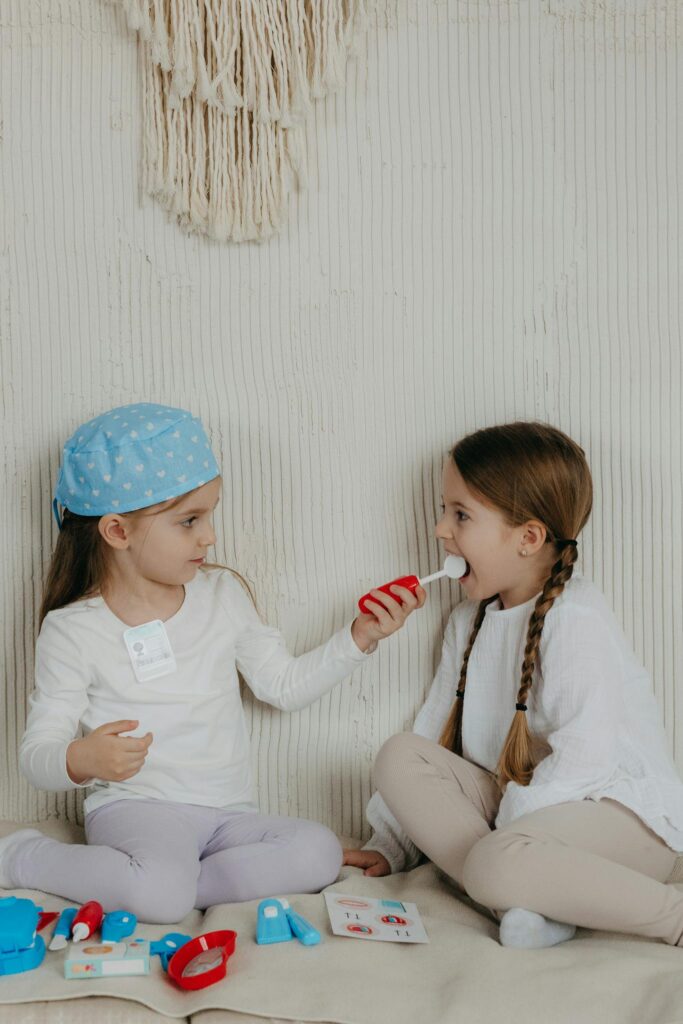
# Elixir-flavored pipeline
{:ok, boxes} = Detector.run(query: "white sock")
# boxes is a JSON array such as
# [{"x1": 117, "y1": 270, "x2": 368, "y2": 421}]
[
  {"x1": 0, "y1": 829, "x2": 42, "y2": 889},
  {"x1": 499, "y1": 907, "x2": 576, "y2": 949}
]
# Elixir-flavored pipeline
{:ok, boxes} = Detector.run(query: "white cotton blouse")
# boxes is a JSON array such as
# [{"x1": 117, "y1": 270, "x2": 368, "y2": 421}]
[
  {"x1": 20, "y1": 568, "x2": 368, "y2": 815},
  {"x1": 365, "y1": 574, "x2": 683, "y2": 873}
]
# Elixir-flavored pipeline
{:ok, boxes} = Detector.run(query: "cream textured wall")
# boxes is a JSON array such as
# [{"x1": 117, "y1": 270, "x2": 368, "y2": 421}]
[{"x1": 1, "y1": 1, "x2": 681, "y2": 835}]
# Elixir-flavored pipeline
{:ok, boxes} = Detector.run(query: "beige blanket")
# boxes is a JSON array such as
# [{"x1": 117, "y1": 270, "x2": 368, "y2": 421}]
[{"x1": 1, "y1": 822, "x2": 683, "y2": 1023}]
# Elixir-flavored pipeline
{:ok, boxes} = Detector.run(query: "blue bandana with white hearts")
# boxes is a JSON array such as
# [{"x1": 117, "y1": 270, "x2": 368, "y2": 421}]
[{"x1": 54, "y1": 402, "x2": 220, "y2": 521}]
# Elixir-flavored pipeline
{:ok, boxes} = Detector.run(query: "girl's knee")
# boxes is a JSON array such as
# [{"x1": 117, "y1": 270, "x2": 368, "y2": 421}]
[
  {"x1": 122, "y1": 862, "x2": 197, "y2": 923},
  {"x1": 462, "y1": 829, "x2": 528, "y2": 909},
  {"x1": 374, "y1": 732, "x2": 419, "y2": 797},
  {"x1": 295, "y1": 822, "x2": 343, "y2": 892}
]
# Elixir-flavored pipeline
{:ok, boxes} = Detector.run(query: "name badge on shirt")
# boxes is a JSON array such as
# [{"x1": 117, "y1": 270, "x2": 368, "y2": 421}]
[{"x1": 123, "y1": 620, "x2": 177, "y2": 682}]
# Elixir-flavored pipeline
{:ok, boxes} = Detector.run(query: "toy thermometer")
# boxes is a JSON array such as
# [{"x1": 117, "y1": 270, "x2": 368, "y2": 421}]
[{"x1": 358, "y1": 555, "x2": 467, "y2": 615}]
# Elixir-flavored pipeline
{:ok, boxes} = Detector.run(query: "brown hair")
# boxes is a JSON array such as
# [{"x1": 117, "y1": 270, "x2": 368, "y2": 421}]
[
  {"x1": 40, "y1": 490, "x2": 254, "y2": 627},
  {"x1": 438, "y1": 422, "x2": 593, "y2": 788},
  {"x1": 39, "y1": 509, "x2": 110, "y2": 626}
]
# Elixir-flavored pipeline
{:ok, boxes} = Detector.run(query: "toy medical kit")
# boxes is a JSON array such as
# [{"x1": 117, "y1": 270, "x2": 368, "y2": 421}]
[
  {"x1": 166, "y1": 930, "x2": 237, "y2": 991},
  {"x1": 101, "y1": 910, "x2": 137, "y2": 943},
  {"x1": 324, "y1": 893, "x2": 429, "y2": 943},
  {"x1": 150, "y1": 932, "x2": 192, "y2": 971},
  {"x1": 71, "y1": 900, "x2": 104, "y2": 942},
  {"x1": 48, "y1": 908, "x2": 78, "y2": 951},
  {"x1": 278, "y1": 899, "x2": 321, "y2": 946},
  {"x1": 65, "y1": 938, "x2": 151, "y2": 979},
  {"x1": 358, "y1": 555, "x2": 467, "y2": 614},
  {"x1": 0, "y1": 897, "x2": 46, "y2": 976},
  {"x1": 256, "y1": 899, "x2": 292, "y2": 944}
]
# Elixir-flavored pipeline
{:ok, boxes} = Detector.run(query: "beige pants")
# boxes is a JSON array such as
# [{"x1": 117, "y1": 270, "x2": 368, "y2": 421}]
[{"x1": 375, "y1": 732, "x2": 683, "y2": 945}]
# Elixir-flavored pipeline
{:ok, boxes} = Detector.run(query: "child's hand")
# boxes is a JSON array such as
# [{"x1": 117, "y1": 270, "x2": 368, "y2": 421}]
[
  {"x1": 351, "y1": 584, "x2": 426, "y2": 653},
  {"x1": 343, "y1": 849, "x2": 391, "y2": 877},
  {"x1": 66, "y1": 720, "x2": 153, "y2": 784}
]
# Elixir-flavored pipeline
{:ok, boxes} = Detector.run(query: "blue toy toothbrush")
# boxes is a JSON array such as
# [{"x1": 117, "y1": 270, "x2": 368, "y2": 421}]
[
  {"x1": 48, "y1": 908, "x2": 77, "y2": 952},
  {"x1": 278, "y1": 900, "x2": 321, "y2": 946},
  {"x1": 256, "y1": 899, "x2": 293, "y2": 944}
]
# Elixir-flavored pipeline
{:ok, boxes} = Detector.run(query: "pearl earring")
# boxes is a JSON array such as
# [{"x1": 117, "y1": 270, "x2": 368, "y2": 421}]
[{"x1": 521, "y1": 549, "x2": 528, "y2": 557}]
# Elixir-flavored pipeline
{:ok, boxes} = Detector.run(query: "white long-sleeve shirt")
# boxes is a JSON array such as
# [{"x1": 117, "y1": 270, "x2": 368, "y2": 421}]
[
  {"x1": 365, "y1": 574, "x2": 683, "y2": 873},
  {"x1": 20, "y1": 567, "x2": 369, "y2": 815}
]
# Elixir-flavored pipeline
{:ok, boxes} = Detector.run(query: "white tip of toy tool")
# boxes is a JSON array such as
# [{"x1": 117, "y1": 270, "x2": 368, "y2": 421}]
[
  {"x1": 419, "y1": 555, "x2": 468, "y2": 587},
  {"x1": 71, "y1": 923, "x2": 89, "y2": 942},
  {"x1": 444, "y1": 555, "x2": 467, "y2": 579}
]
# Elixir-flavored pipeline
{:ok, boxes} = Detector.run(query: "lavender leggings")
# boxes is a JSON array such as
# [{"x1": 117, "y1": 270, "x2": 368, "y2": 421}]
[{"x1": 9, "y1": 799, "x2": 343, "y2": 923}]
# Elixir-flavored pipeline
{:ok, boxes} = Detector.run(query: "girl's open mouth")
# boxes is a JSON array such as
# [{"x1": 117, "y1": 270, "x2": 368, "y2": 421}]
[{"x1": 460, "y1": 561, "x2": 471, "y2": 580}]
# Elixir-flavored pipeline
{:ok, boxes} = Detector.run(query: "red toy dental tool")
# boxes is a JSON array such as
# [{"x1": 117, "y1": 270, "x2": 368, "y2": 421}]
[
  {"x1": 71, "y1": 901, "x2": 104, "y2": 943},
  {"x1": 358, "y1": 555, "x2": 467, "y2": 615},
  {"x1": 167, "y1": 930, "x2": 237, "y2": 991}
]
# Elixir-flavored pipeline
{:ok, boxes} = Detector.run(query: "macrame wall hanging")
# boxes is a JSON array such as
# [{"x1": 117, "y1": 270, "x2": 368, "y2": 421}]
[{"x1": 114, "y1": 1, "x2": 366, "y2": 242}]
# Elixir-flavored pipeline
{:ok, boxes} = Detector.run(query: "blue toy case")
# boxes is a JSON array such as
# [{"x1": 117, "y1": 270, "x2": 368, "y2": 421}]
[{"x1": 0, "y1": 897, "x2": 46, "y2": 977}]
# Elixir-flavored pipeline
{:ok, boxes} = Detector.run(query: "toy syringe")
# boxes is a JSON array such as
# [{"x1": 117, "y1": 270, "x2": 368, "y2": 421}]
[{"x1": 358, "y1": 555, "x2": 467, "y2": 615}]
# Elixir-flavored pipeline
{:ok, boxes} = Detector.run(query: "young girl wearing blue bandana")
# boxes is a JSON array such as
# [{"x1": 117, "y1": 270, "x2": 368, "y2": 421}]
[{"x1": 0, "y1": 403, "x2": 423, "y2": 922}]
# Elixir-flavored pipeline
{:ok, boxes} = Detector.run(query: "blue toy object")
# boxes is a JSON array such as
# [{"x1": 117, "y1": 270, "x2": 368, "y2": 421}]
[
  {"x1": 256, "y1": 899, "x2": 293, "y2": 945},
  {"x1": 0, "y1": 897, "x2": 46, "y2": 977},
  {"x1": 255, "y1": 899, "x2": 321, "y2": 947},
  {"x1": 278, "y1": 899, "x2": 321, "y2": 946},
  {"x1": 101, "y1": 910, "x2": 137, "y2": 943},
  {"x1": 149, "y1": 932, "x2": 192, "y2": 971},
  {"x1": 48, "y1": 907, "x2": 77, "y2": 951}
]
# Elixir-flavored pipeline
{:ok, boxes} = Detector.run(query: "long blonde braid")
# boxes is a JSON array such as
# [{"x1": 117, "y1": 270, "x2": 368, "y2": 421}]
[
  {"x1": 439, "y1": 596, "x2": 497, "y2": 754},
  {"x1": 495, "y1": 540, "x2": 578, "y2": 786}
]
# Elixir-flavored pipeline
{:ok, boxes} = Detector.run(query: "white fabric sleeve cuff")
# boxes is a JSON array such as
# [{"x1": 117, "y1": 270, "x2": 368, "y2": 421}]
[
  {"x1": 344, "y1": 622, "x2": 377, "y2": 658},
  {"x1": 20, "y1": 739, "x2": 92, "y2": 792},
  {"x1": 361, "y1": 834, "x2": 407, "y2": 875}
]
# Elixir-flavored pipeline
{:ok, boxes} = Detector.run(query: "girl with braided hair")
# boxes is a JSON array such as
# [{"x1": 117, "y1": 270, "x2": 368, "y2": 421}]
[{"x1": 343, "y1": 421, "x2": 683, "y2": 949}]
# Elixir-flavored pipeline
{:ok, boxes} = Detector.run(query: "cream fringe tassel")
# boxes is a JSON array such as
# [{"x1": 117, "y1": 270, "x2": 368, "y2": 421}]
[{"x1": 114, "y1": 0, "x2": 366, "y2": 241}]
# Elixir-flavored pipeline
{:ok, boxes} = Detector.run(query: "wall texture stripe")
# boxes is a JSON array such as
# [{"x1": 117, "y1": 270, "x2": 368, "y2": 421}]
[{"x1": 1, "y1": 1, "x2": 681, "y2": 836}]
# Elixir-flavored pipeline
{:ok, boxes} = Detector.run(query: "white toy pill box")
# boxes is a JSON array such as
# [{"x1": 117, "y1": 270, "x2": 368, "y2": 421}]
[{"x1": 64, "y1": 938, "x2": 150, "y2": 979}]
